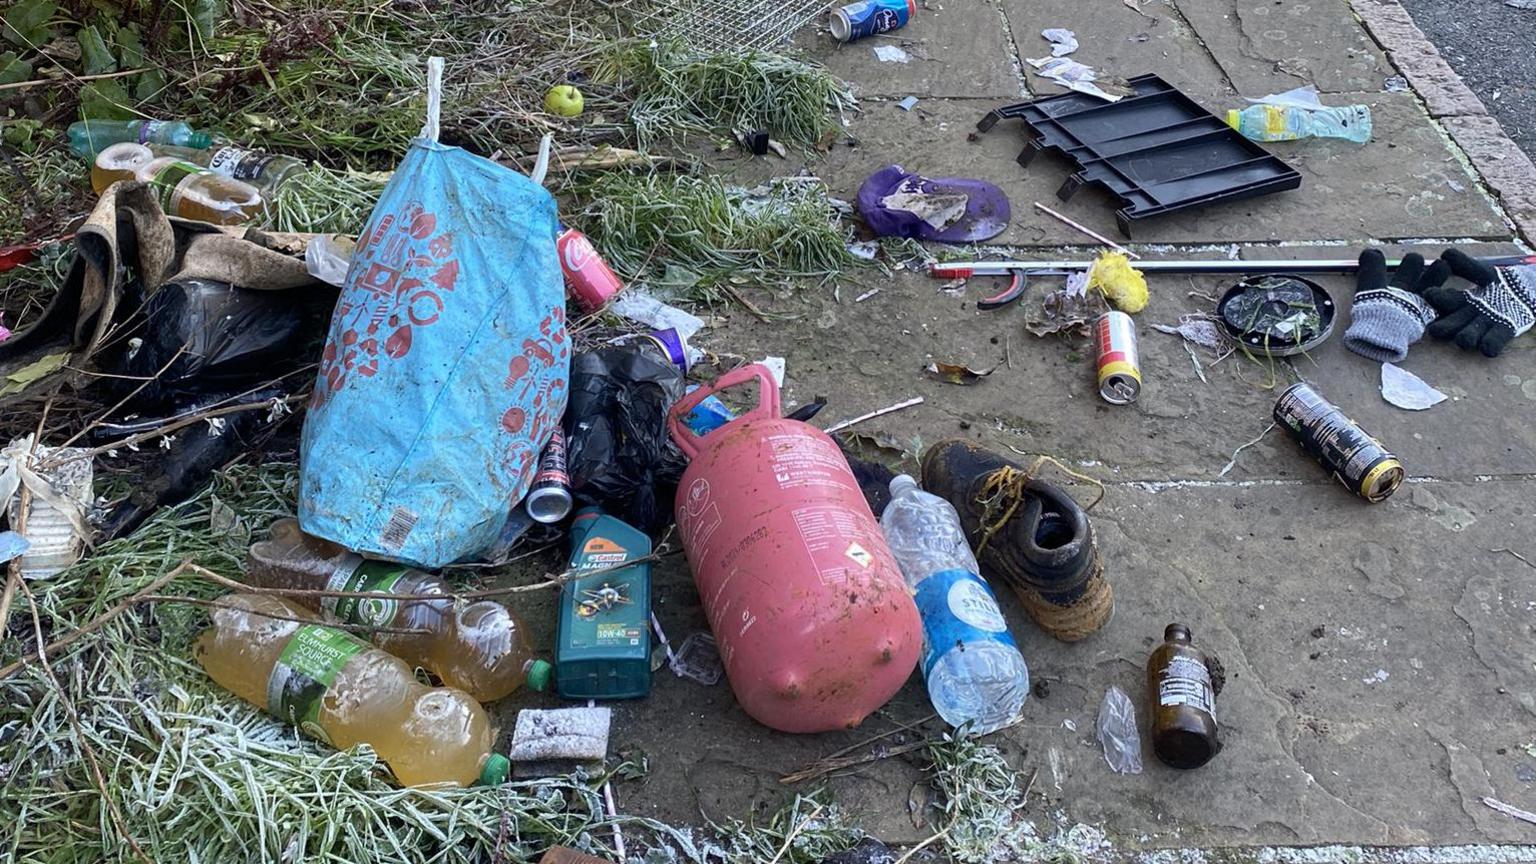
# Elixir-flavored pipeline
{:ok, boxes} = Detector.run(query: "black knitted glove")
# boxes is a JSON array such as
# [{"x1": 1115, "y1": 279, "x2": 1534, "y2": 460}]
[
  {"x1": 1425, "y1": 248, "x2": 1536, "y2": 357},
  {"x1": 1343, "y1": 250, "x2": 1447, "y2": 362}
]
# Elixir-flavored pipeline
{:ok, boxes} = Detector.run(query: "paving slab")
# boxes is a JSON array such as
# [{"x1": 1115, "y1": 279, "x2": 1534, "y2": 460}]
[
  {"x1": 999, "y1": 0, "x2": 1238, "y2": 103},
  {"x1": 1176, "y1": 0, "x2": 1391, "y2": 96},
  {"x1": 798, "y1": 92, "x2": 1509, "y2": 247},
  {"x1": 664, "y1": 239, "x2": 1535, "y2": 484},
  {"x1": 1238, "y1": 244, "x2": 1536, "y2": 480},
  {"x1": 794, "y1": 0, "x2": 1023, "y2": 100},
  {"x1": 494, "y1": 473, "x2": 1536, "y2": 850}
]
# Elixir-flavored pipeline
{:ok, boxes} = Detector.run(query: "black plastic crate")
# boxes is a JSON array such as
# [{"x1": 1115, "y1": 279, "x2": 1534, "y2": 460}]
[{"x1": 979, "y1": 75, "x2": 1302, "y2": 237}]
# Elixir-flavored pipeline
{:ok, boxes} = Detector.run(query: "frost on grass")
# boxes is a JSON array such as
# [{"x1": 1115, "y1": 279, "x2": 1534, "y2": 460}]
[
  {"x1": 927, "y1": 735, "x2": 1111, "y2": 864},
  {"x1": 0, "y1": 464, "x2": 816, "y2": 863},
  {"x1": 576, "y1": 174, "x2": 857, "y2": 298}
]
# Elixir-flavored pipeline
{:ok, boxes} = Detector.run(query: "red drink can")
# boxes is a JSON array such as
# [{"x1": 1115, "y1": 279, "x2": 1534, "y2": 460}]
[{"x1": 557, "y1": 224, "x2": 623, "y2": 313}]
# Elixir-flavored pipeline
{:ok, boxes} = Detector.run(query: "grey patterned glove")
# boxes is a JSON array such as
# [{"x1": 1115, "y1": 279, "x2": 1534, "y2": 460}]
[
  {"x1": 1426, "y1": 248, "x2": 1536, "y2": 357},
  {"x1": 1343, "y1": 250, "x2": 1447, "y2": 362}
]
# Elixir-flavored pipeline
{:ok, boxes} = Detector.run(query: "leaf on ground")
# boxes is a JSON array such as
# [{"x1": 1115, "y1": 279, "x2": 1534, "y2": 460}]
[
  {"x1": 77, "y1": 24, "x2": 116, "y2": 75},
  {"x1": 1, "y1": 351, "x2": 69, "y2": 395},
  {"x1": 78, "y1": 78, "x2": 136, "y2": 120},
  {"x1": 0, "y1": 50, "x2": 33, "y2": 85},
  {"x1": 187, "y1": 0, "x2": 221, "y2": 42},
  {"x1": 134, "y1": 67, "x2": 168, "y2": 102},
  {"x1": 2, "y1": 0, "x2": 57, "y2": 49},
  {"x1": 114, "y1": 23, "x2": 145, "y2": 67},
  {"x1": 925, "y1": 361, "x2": 996, "y2": 385}
]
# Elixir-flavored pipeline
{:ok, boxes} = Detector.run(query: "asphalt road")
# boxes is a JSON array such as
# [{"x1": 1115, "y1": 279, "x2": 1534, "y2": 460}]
[{"x1": 1399, "y1": 0, "x2": 1536, "y2": 158}]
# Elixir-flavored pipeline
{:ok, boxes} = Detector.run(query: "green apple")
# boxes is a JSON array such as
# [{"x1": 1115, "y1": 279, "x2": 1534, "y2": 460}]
[{"x1": 543, "y1": 85, "x2": 585, "y2": 118}]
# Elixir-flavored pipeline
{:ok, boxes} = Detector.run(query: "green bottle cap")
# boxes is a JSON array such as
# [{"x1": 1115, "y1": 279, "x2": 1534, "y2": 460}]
[
  {"x1": 480, "y1": 753, "x2": 511, "y2": 786},
  {"x1": 526, "y1": 658, "x2": 554, "y2": 692},
  {"x1": 188, "y1": 131, "x2": 214, "y2": 149},
  {"x1": 1225, "y1": 109, "x2": 1241, "y2": 131}
]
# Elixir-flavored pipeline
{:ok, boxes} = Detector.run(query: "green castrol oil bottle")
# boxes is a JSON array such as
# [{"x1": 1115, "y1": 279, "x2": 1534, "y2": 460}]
[{"x1": 555, "y1": 508, "x2": 652, "y2": 699}]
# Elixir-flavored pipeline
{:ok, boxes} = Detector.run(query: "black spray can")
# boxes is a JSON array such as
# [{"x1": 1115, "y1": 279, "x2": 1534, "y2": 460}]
[{"x1": 1273, "y1": 382, "x2": 1403, "y2": 503}]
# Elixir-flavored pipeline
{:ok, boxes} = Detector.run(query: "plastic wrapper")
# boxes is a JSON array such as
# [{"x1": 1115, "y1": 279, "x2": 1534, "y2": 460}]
[
  {"x1": 564, "y1": 345, "x2": 688, "y2": 533},
  {"x1": 1096, "y1": 685, "x2": 1144, "y2": 774}
]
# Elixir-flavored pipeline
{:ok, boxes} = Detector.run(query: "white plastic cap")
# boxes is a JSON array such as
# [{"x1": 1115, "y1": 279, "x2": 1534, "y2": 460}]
[{"x1": 889, "y1": 474, "x2": 919, "y2": 496}]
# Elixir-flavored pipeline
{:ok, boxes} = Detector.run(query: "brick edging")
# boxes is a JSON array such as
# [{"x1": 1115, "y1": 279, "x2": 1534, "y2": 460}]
[{"x1": 1351, "y1": 0, "x2": 1536, "y2": 244}]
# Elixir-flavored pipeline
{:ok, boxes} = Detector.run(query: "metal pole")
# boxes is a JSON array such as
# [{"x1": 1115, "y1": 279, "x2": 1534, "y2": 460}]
[{"x1": 930, "y1": 254, "x2": 1536, "y2": 279}]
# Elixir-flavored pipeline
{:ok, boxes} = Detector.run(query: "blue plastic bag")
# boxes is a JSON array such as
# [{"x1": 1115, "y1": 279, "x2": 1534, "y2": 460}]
[{"x1": 299, "y1": 60, "x2": 569, "y2": 566}]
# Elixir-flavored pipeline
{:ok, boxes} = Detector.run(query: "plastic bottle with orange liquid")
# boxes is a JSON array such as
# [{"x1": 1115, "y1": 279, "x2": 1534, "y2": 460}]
[
  {"x1": 194, "y1": 593, "x2": 507, "y2": 786},
  {"x1": 244, "y1": 518, "x2": 551, "y2": 703}
]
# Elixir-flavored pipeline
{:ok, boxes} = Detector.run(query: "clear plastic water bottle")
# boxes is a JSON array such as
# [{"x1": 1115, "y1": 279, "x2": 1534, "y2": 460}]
[
  {"x1": 881, "y1": 474, "x2": 1029, "y2": 733},
  {"x1": 1226, "y1": 104, "x2": 1372, "y2": 143},
  {"x1": 67, "y1": 119, "x2": 214, "y2": 158}
]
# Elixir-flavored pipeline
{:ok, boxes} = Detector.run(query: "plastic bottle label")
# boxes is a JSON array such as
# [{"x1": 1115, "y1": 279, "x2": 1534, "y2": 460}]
[
  {"x1": 148, "y1": 160, "x2": 202, "y2": 214},
  {"x1": 137, "y1": 120, "x2": 166, "y2": 144},
  {"x1": 208, "y1": 146, "x2": 278, "y2": 182},
  {"x1": 1158, "y1": 654, "x2": 1216, "y2": 719},
  {"x1": 913, "y1": 568, "x2": 1016, "y2": 678},
  {"x1": 322, "y1": 555, "x2": 408, "y2": 627},
  {"x1": 265, "y1": 624, "x2": 369, "y2": 744}
]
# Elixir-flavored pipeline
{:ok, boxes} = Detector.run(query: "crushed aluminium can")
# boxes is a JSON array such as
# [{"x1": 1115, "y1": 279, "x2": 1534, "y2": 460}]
[
  {"x1": 830, "y1": 0, "x2": 915, "y2": 42},
  {"x1": 1094, "y1": 310, "x2": 1142, "y2": 405},
  {"x1": 1273, "y1": 382, "x2": 1403, "y2": 503},
  {"x1": 524, "y1": 429, "x2": 574, "y2": 523},
  {"x1": 638, "y1": 327, "x2": 690, "y2": 371}
]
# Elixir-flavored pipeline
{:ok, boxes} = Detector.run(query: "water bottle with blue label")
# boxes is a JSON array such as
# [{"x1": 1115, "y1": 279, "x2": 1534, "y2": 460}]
[{"x1": 880, "y1": 474, "x2": 1028, "y2": 734}]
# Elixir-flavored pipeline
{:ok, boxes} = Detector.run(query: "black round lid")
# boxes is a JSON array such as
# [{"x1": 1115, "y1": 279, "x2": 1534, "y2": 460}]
[{"x1": 1217, "y1": 274, "x2": 1335, "y2": 357}]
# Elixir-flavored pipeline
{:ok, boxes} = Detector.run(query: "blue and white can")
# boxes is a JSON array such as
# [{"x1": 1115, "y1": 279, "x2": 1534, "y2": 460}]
[{"x1": 831, "y1": 0, "x2": 915, "y2": 42}]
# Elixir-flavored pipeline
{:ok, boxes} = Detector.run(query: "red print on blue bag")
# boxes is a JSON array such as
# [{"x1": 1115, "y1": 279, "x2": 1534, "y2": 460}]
[
  {"x1": 313, "y1": 201, "x2": 459, "y2": 406},
  {"x1": 500, "y1": 305, "x2": 569, "y2": 475}
]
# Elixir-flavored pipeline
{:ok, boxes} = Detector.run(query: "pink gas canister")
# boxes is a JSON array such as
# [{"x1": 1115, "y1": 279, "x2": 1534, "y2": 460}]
[{"x1": 667, "y1": 364, "x2": 921, "y2": 733}]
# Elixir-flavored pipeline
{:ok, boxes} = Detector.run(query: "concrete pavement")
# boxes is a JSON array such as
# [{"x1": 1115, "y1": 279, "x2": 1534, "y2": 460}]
[{"x1": 502, "y1": 0, "x2": 1536, "y2": 857}]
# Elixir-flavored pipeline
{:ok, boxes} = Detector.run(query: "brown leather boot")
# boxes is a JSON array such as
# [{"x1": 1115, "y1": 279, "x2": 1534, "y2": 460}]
[{"x1": 920, "y1": 439, "x2": 1112, "y2": 641}]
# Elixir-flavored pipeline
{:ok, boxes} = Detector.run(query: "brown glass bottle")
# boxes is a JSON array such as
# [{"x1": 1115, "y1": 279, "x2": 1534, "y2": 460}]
[{"x1": 1146, "y1": 623, "x2": 1221, "y2": 769}]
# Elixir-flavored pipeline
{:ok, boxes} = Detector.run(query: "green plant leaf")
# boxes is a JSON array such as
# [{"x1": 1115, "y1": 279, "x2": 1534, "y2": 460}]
[
  {"x1": 78, "y1": 77, "x2": 136, "y2": 120},
  {"x1": 114, "y1": 23, "x2": 144, "y2": 68},
  {"x1": 134, "y1": 67, "x2": 167, "y2": 103},
  {"x1": 78, "y1": 24, "x2": 117, "y2": 75},
  {"x1": 186, "y1": 0, "x2": 222, "y2": 43},
  {"x1": 1, "y1": 118, "x2": 44, "y2": 150},
  {"x1": 1, "y1": 0, "x2": 58, "y2": 49},
  {"x1": 0, "y1": 50, "x2": 34, "y2": 85}
]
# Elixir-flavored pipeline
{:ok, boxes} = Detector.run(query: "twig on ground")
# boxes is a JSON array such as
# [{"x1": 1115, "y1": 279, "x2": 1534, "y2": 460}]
[
  {"x1": 781, "y1": 713, "x2": 938, "y2": 783},
  {"x1": 1483, "y1": 796, "x2": 1536, "y2": 826},
  {"x1": 56, "y1": 343, "x2": 191, "y2": 449},
  {"x1": 138, "y1": 594, "x2": 432, "y2": 634},
  {"x1": 0, "y1": 67, "x2": 151, "y2": 92},
  {"x1": 826, "y1": 397, "x2": 924, "y2": 434},
  {"x1": 720, "y1": 282, "x2": 771, "y2": 322},
  {"x1": 892, "y1": 823, "x2": 953, "y2": 864},
  {"x1": 1033, "y1": 202, "x2": 1138, "y2": 259},
  {"x1": 780, "y1": 739, "x2": 931, "y2": 785},
  {"x1": 1491, "y1": 548, "x2": 1536, "y2": 569},
  {"x1": 0, "y1": 562, "x2": 187, "y2": 680},
  {"x1": 45, "y1": 393, "x2": 308, "y2": 467},
  {"x1": 1218, "y1": 421, "x2": 1277, "y2": 477}
]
